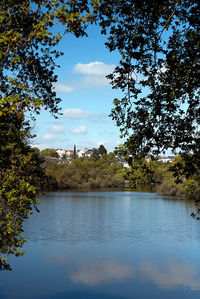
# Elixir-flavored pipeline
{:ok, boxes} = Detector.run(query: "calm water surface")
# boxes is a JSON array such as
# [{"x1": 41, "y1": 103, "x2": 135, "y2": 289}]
[{"x1": 0, "y1": 191, "x2": 200, "y2": 299}]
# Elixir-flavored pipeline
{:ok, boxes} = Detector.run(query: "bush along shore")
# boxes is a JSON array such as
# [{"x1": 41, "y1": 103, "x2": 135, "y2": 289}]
[
  {"x1": 43, "y1": 152, "x2": 126, "y2": 190},
  {"x1": 39, "y1": 149, "x2": 200, "y2": 206}
]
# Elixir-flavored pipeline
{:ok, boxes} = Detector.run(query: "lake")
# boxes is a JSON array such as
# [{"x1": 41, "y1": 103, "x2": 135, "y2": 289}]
[{"x1": 0, "y1": 191, "x2": 200, "y2": 299}]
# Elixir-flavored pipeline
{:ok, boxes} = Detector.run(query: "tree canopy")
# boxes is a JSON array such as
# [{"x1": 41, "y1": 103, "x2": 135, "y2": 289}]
[
  {"x1": 98, "y1": 144, "x2": 107, "y2": 155},
  {"x1": 99, "y1": 0, "x2": 200, "y2": 159},
  {"x1": 99, "y1": 0, "x2": 200, "y2": 213},
  {"x1": 40, "y1": 148, "x2": 59, "y2": 158},
  {"x1": 0, "y1": 0, "x2": 96, "y2": 118},
  {"x1": 0, "y1": 0, "x2": 96, "y2": 270},
  {"x1": 44, "y1": 153, "x2": 125, "y2": 189},
  {"x1": 0, "y1": 114, "x2": 45, "y2": 270},
  {"x1": 1, "y1": 0, "x2": 200, "y2": 269}
]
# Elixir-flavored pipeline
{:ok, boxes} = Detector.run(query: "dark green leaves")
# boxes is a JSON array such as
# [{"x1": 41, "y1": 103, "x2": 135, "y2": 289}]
[
  {"x1": 97, "y1": 0, "x2": 200, "y2": 157},
  {"x1": 0, "y1": 112, "x2": 45, "y2": 270}
]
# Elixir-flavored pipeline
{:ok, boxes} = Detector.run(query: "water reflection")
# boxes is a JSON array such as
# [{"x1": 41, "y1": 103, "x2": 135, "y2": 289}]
[
  {"x1": 45, "y1": 253, "x2": 134, "y2": 286},
  {"x1": 45, "y1": 251, "x2": 200, "y2": 291},
  {"x1": 1, "y1": 191, "x2": 200, "y2": 299},
  {"x1": 141, "y1": 262, "x2": 200, "y2": 290},
  {"x1": 70, "y1": 260, "x2": 200, "y2": 290},
  {"x1": 70, "y1": 260, "x2": 134, "y2": 285}
]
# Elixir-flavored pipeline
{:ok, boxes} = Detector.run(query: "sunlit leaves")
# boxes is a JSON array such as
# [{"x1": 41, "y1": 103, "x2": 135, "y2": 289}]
[
  {"x1": 0, "y1": 0, "x2": 96, "y2": 270},
  {"x1": 0, "y1": 0, "x2": 96, "y2": 117}
]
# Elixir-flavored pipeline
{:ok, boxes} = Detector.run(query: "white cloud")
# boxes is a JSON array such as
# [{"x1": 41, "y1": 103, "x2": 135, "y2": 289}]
[
  {"x1": 42, "y1": 134, "x2": 55, "y2": 141},
  {"x1": 74, "y1": 61, "x2": 115, "y2": 76},
  {"x1": 55, "y1": 62, "x2": 116, "y2": 93},
  {"x1": 78, "y1": 75, "x2": 108, "y2": 88},
  {"x1": 70, "y1": 125, "x2": 87, "y2": 134},
  {"x1": 63, "y1": 108, "x2": 90, "y2": 119},
  {"x1": 74, "y1": 62, "x2": 115, "y2": 88},
  {"x1": 54, "y1": 82, "x2": 74, "y2": 93},
  {"x1": 48, "y1": 125, "x2": 65, "y2": 133},
  {"x1": 62, "y1": 108, "x2": 108, "y2": 122}
]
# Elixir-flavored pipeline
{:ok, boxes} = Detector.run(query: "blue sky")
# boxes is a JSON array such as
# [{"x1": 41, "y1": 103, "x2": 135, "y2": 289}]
[{"x1": 31, "y1": 25, "x2": 124, "y2": 152}]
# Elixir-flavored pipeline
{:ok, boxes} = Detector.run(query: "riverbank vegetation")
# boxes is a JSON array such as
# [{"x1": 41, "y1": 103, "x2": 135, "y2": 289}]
[
  {"x1": 43, "y1": 152, "x2": 126, "y2": 190},
  {"x1": 126, "y1": 154, "x2": 200, "y2": 206},
  {"x1": 156, "y1": 156, "x2": 200, "y2": 206},
  {"x1": 40, "y1": 148, "x2": 200, "y2": 209}
]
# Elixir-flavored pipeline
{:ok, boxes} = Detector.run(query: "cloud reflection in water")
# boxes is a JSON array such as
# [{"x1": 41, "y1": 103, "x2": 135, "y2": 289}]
[
  {"x1": 141, "y1": 262, "x2": 200, "y2": 290},
  {"x1": 70, "y1": 260, "x2": 134, "y2": 286},
  {"x1": 45, "y1": 252, "x2": 200, "y2": 291}
]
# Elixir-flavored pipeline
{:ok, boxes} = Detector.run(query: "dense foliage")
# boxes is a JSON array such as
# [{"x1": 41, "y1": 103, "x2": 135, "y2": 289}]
[
  {"x1": 157, "y1": 156, "x2": 200, "y2": 218},
  {"x1": 126, "y1": 157, "x2": 168, "y2": 188},
  {"x1": 0, "y1": 0, "x2": 95, "y2": 270},
  {"x1": 98, "y1": 144, "x2": 107, "y2": 155},
  {"x1": 44, "y1": 153, "x2": 126, "y2": 189},
  {"x1": 100, "y1": 0, "x2": 200, "y2": 158},
  {"x1": 124, "y1": 154, "x2": 200, "y2": 217},
  {"x1": 40, "y1": 148, "x2": 59, "y2": 158},
  {"x1": 0, "y1": 114, "x2": 45, "y2": 270},
  {"x1": 97, "y1": 0, "x2": 200, "y2": 213},
  {"x1": 42, "y1": 151, "x2": 200, "y2": 218}
]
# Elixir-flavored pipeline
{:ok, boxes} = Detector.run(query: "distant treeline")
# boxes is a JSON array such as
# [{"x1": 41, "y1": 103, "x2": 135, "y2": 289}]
[
  {"x1": 126, "y1": 155, "x2": 200, "y2": 202},
  {"x1": 35, "y1": 148, "x2": 200, "y2": 203},
  {"x1": 42, "y1": 152, "x2": 126, "y2": 190}
]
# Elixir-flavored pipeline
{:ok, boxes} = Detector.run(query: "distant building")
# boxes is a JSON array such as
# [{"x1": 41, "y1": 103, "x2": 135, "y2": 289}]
[
  {"x1": 84, "y1": 148, "x2": 94, "y2": 158},
  {"x1": 56, "y1": 149, "x2": 66, "y2": 158},
  {"x1": 56, "y1": 149, "x2": 74, "y2": 158},
  {"x1": 77, "y1": 150, "x2": 84, "y2": 158},
  {"x1": 65, "y1": 150, "x2": 74, "y2": 156}
]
